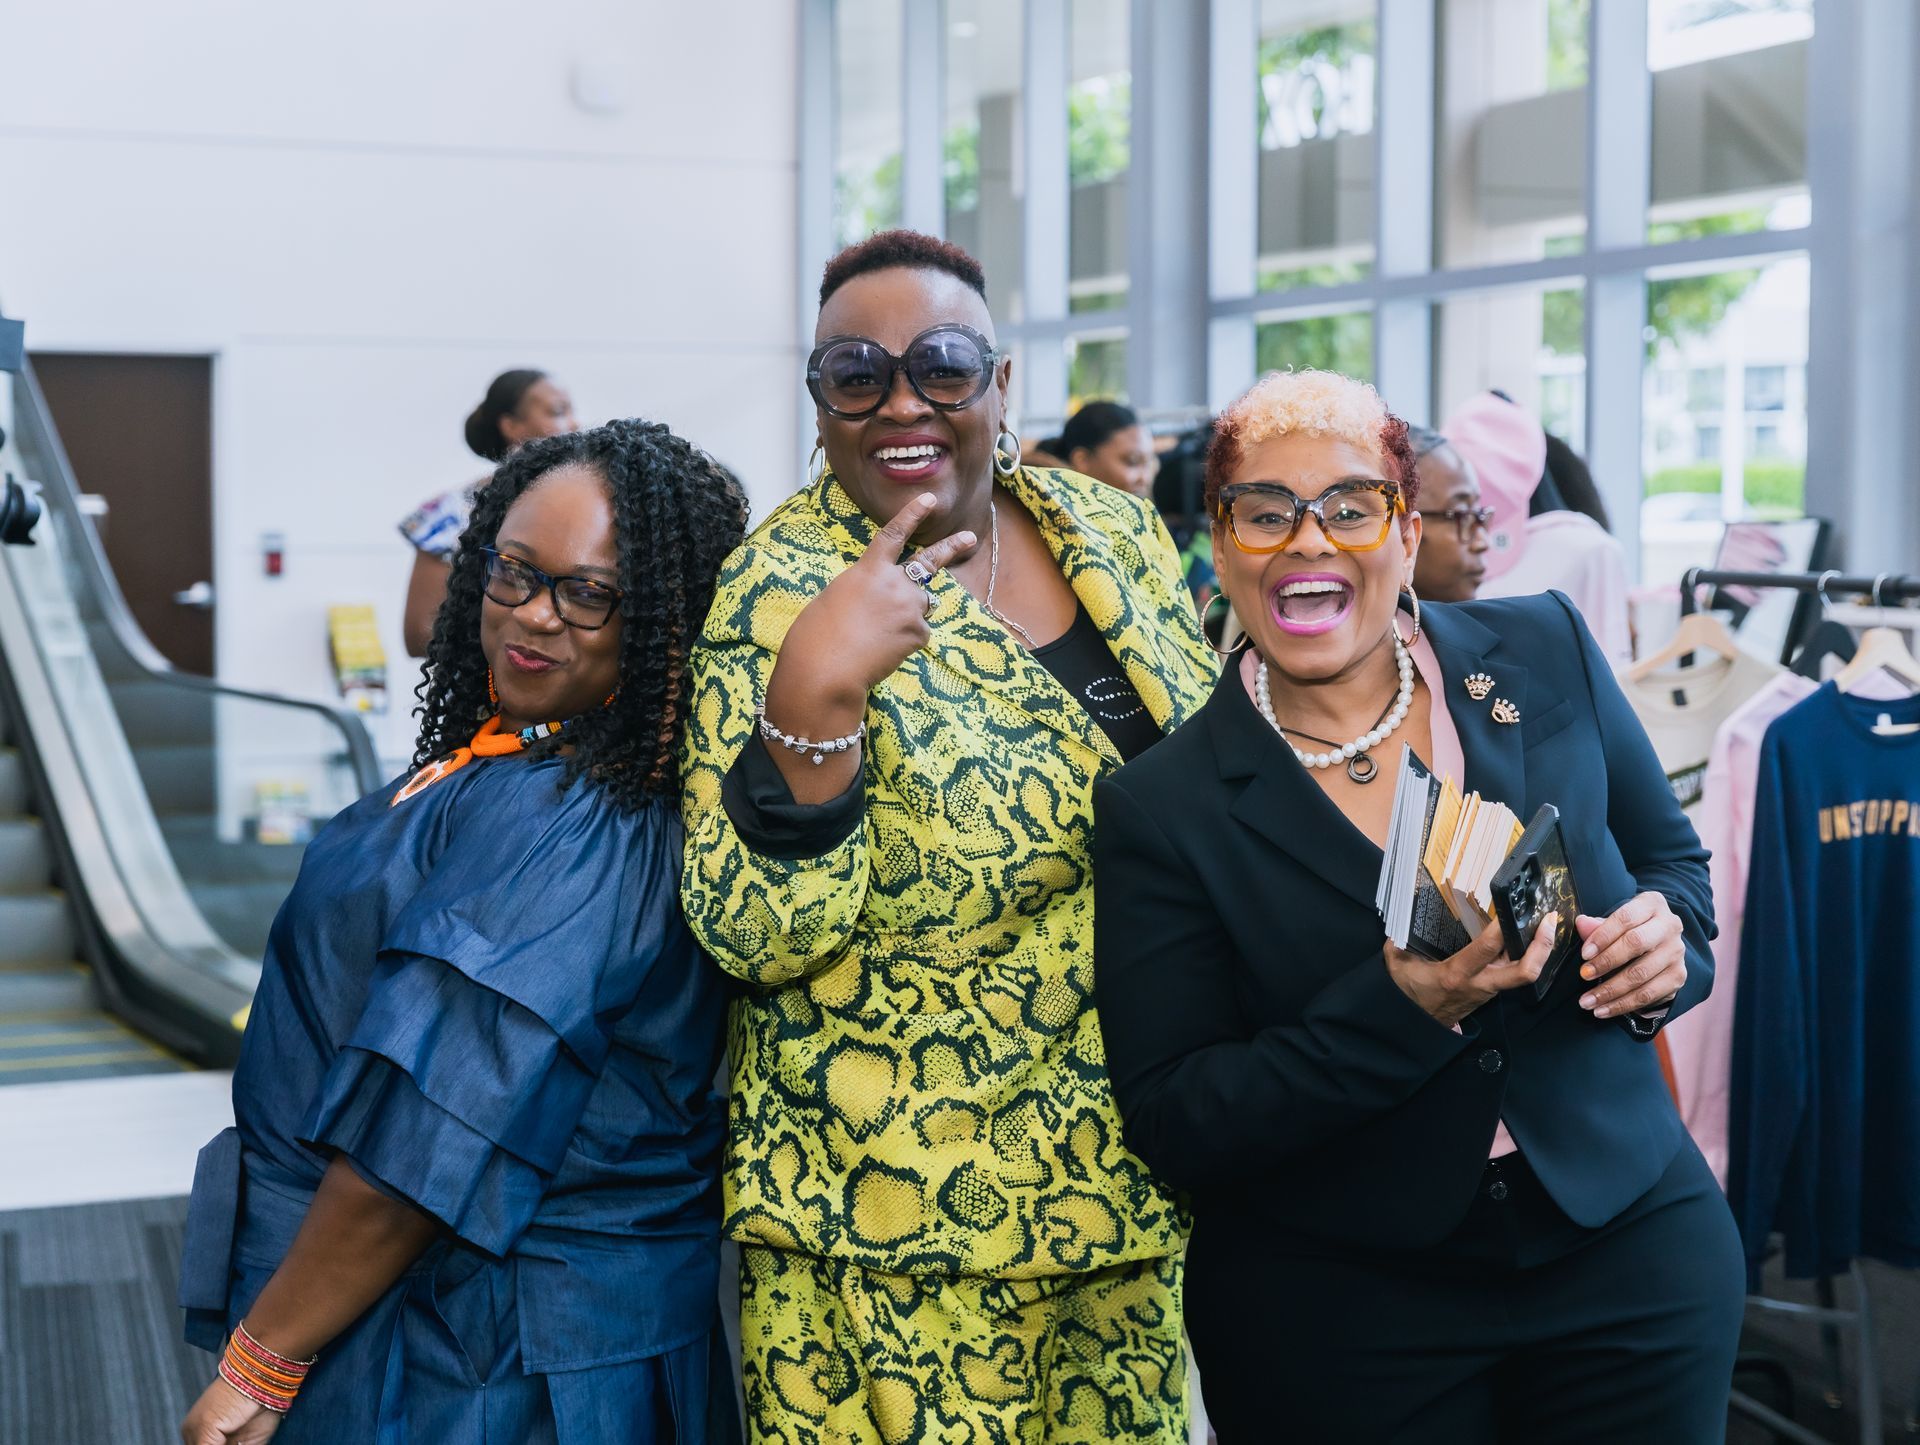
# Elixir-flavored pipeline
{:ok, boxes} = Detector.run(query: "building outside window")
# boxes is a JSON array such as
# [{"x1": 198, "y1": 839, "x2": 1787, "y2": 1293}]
[
  {"x1": 803, "y1": 0, "x2": 1905, "y2": 588},
  {"x1": 1067, "y1": 0, "x2": 1130, "y2": 316},
  {"x1": 832, "y1": 0, "x2": 903, "y2": 248},
  {"x1": 1255, "y1": 1, "x2": 1377, "y2": 292}
]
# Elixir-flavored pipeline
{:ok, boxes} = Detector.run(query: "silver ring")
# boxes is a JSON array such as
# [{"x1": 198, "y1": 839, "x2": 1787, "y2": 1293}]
[
  {"x1": 922, "y1": 587, "x2": 936, "y2": 616},
  {"x1": 901, "y1": 558, "x2": 934, "y2": 586}
]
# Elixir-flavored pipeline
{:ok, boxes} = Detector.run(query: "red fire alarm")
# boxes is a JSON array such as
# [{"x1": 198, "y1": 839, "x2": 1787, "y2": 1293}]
[{"x1": 262, "y1": 531, "x2": 285, "y2": 578}]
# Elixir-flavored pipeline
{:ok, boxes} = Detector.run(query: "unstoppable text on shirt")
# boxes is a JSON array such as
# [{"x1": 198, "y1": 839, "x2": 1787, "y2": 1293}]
[{"x1": 1817, "y1": 796, "x2": 1920, "y2": 844}]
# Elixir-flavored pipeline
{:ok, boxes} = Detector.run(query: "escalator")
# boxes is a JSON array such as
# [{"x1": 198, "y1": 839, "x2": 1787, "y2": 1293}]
[
  {"x1": 0, "y1": 695, "x2": 183, "y2": 1082},
  {"x1": 0, "y1": 355, "x2": 382, "y2": 1076}
]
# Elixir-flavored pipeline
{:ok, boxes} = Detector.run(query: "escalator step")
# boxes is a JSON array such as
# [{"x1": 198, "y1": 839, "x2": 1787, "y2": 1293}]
[
  {"x1": 0, "y1": 749, "x2": 26, "y2": 815},
  {"x1": 0, "y1": 894, "x2": 75, "y2": 964},
  {"x1": 0, "y1": 1016, "x2": 184, "y2": 1082},
  {"x1": 0, "y1": 818, "x2": 54, "y2": 890},
  {"x1": 0, "y1": 962, "x2": 93, "y2": 1013}
]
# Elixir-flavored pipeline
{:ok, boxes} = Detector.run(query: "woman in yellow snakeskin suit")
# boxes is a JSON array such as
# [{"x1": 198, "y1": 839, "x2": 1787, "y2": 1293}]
[{"x1": 680, "y1": 232, "x2": 1216, "y2": 1444}]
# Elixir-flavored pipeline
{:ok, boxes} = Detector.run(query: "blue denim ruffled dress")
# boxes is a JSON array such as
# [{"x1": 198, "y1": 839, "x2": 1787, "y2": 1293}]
[{"x1": 180, "y1": 754, "x2": 736, "y2": 1443}]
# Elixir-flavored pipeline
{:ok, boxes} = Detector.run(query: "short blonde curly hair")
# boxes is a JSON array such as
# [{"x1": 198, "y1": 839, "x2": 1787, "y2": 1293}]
[{"x1": 1204, "y1": 368, "x2": 1418, "y2": 513}]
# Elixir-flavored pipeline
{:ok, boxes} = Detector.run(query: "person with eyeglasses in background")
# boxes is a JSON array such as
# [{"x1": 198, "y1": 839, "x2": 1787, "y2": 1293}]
[
  {"x1": 399, "y1": 368, "x2": 579, "y2": 657},
  {"x1": 180, "y1": 421, "x2": 747, "y2": 1445},
  {"x1": 1409, "y1": 423, "x2": 1493, "y2": 603},
  {"x1": 679, "y1": 230, "x2": 1215, "y2": 1443}
]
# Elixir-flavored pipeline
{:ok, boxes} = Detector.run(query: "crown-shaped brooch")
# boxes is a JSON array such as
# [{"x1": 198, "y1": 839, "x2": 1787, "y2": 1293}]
[
  {"x1": 1490, "y1": 698, "x2": 1521, "y2": 726},
  {"x1": 1464, "y1": 672, "x2": 1495, "y2": 701}
]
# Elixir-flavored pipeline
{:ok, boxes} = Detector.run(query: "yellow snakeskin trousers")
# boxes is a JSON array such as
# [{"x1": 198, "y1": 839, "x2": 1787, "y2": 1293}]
[{"x1": 739, "y1": 1247, "x2": 1189, "y2": 1445}]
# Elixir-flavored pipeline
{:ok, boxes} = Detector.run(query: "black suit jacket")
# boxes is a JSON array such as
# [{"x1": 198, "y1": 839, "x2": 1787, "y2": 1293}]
[{"x1": 1093, "y1": 591, "x2": 1715, "y2": 1258}]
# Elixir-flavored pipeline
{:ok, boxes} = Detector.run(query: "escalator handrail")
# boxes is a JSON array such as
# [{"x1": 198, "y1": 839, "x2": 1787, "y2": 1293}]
[{"x1": 17, "y1": 359, "x2": 384, "y2": 795}]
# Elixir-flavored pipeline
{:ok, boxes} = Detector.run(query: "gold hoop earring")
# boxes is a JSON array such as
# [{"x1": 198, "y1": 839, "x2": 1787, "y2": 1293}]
[
  {"x1": 807, "y1": 443, "x2": 827, "y2": 487},
  {"x1": 1201, "y1": 592, "x2": 1249, "y2": 656},
  {"x1": 993, "y1": 428, "x2": 1021, "y2": 477},
  {"x1": 1395, "y1": 582, "x2": 1422, "y2": 649}
]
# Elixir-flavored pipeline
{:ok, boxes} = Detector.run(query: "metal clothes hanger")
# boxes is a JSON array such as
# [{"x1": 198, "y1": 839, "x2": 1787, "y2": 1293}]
[
  {"x1": 1790, "y1": 570, "x2": 1860, "y2": 681},
  {"x1": 1833, "y1": 574, "x2": 1920, "y2": 706}
]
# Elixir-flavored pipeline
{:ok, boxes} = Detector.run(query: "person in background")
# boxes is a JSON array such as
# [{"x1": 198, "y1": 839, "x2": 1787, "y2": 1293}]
[
  {"x1": 1541, "y1": 432, "x2": 1611, "y2": 531},
  {"x1": 1040, "y1": 399, "x2": 1160, "y2": 500},
  {"x1": 399, "y1": 369, "x2": 578, "y2": 656},
  {"x1": 1409, "y1": 423, "x2": 1492, "y2": 603},
  {"x1": 179, "y1": 420, "x2": 747, "y2": 1445},
  {"x1": 1446, "y1": 392, "x2": 1632, "y2": 666}
]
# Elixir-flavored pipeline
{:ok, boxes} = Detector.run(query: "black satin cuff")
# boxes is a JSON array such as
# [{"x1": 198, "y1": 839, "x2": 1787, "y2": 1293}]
[{"x1": 720, "y1": 732, "x2": 865, "y2": 860}]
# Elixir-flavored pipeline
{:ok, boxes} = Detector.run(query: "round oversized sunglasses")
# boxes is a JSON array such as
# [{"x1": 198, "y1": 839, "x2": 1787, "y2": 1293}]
[
  {"x1": 1217, "y1": 480, "x2": 1405, "y2": 555},
  {"x1": 806, "y1": 324, "x2": 998, "y2": 420},
  {"x1": 480, "y1": 547, "x2": 622, "y2": 629}
]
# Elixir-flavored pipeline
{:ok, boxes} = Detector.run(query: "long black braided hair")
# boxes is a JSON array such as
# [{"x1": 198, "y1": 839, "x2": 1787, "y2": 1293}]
[{"x1": 412, "y1": 418, "x2": 749, "y2": 809}]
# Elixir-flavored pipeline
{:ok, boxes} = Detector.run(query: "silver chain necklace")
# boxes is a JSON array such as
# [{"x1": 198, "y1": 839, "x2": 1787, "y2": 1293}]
[{"x1": 982, "y1": 496, "x2": 1039, "y2": 648}]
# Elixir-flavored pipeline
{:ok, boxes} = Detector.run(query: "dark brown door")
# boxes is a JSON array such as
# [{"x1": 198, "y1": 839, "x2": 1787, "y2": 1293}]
[{"x1": 31, "y1": 353, "x2": 215, "y2": 675}]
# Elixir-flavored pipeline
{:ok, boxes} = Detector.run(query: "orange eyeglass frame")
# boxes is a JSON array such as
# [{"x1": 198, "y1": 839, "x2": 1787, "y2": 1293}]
[{"x1": 1216, "y1": 480, "x2": 1406, "y2": 555}]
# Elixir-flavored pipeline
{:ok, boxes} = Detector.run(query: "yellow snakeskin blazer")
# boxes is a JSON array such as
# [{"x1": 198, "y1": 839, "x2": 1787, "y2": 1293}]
[{"x1": 680, "y1": 464, "x2": 1217, "y2": 1279}]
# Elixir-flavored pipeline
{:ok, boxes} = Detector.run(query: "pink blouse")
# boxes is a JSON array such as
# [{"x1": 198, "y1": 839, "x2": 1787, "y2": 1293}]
[{"x1": 1240, "y1": 635, "x2": 1517, "y2": 1158}]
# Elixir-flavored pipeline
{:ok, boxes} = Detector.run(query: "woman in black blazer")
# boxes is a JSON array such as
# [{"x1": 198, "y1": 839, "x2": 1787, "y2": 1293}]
[{"x1": 1094, "y1": 370, "x2": 1744, "y2": 1444}]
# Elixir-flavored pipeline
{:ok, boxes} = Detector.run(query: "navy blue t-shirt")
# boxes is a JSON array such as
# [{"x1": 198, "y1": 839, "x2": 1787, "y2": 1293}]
[{"x1": 1728, "y1": 682, "x2": 1920, "y2": 1282}]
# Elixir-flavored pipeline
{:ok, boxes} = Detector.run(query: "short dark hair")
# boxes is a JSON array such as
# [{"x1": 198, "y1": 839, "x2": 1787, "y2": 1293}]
[
  {"x1": 819, "y1": 229, "x2": 988, "y2": 309},
  {"x1": 1055, "y1": 400, "x2": 1140, "y2": 458},
  {"x1": 414, "y1": 419, "x2": 749, "y2": 807}
]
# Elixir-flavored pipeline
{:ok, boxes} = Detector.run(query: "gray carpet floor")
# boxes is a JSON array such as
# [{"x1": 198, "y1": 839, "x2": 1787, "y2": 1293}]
[
  {"x1": 1, "y1": 1195, "x2": 1913, "y2": 1444},
  {"x1": 0, "y1": 1196, "x2": 209, "y2": 1445}
]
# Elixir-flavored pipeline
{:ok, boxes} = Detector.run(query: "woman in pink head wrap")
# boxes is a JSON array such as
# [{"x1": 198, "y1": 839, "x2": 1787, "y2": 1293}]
[{"x1": 1443, "y1": 393, "x2": 1632, "y2": 666}]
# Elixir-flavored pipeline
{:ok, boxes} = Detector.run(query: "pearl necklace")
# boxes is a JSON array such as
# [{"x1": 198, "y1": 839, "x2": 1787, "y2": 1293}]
[{"x1": 1255, "y1": 635, "x2": 1414, "y2": 784}]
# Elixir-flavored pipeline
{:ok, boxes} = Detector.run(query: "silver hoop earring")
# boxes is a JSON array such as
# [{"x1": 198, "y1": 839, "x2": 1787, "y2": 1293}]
[
  {"x1": 807, "y1": 443, "x2": 827, "y2": 487},
  {"x1": 993, "y1": 428, "x2": 1022, "y2": 477},
  {"x1": 1395, "y1": 582, "x2": 1422, "y2": 649},
  {"x1": 1201, "y1": 592, "x2": 1249, "y2": 656}
]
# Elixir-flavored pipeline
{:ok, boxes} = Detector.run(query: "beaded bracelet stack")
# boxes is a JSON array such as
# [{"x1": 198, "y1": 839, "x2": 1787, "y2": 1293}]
[
  {"x1": 757, "y1": 708, "x2": 864, "y2": 766},
  {"x1": 218, "y1": 1321, "x2": 316, "y2": 1415}
]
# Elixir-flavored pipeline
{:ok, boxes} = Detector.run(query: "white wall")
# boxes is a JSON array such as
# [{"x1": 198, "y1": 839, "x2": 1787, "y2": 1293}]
[{"x1": 0, "y1": 0, "x2": 801, "y2": 763}]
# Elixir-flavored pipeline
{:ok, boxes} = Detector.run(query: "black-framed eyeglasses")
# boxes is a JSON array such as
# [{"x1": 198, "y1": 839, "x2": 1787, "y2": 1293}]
[
  {"x1": 805, "y1": 324, "x2": 999, "y2": 420},
  {"x1": 1423, "y1": 504, "x2": 1496, "y2": 543},
  {"x1": 1216, "y1": 480, "x2": 1404, "y2": 555},
  {"x1": 479, "y1": 547, "x2": 623, "y2": 629}
]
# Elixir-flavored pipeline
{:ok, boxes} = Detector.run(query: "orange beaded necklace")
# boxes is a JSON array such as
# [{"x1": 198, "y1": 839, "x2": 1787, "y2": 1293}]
[{"x1": 391, "y1": 714, "x2": 571, "y2": 807}]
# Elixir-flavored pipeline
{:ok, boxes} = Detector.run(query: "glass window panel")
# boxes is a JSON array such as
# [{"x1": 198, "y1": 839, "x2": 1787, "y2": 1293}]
[
  {"x1": 833, "y1": 0, "x2": 903, "y2": 249},
  {"x1": 1434, "y1": 283, "x2": 1587, "y2": 456},
  {"x1": 1254, "y1": 310, "x2": 1374, "y2": 383},
  {"x1": 1686, "y1": 366, "x2": 1723, "y2": 411},
  {"x1": 1436, "y1": 1, "x2": 1587, "y2": 269},
  {"x1": 1068, "y1": 0, "x2": 1130, "y2": 313},
  {"x1": 1743, "y1": 363, "x2": 1786, "y2": 411},
  {"x1": 1066, "y1": 332, "x2": 1129, "y2": 410},
  {"x1": 1256, "y1": 1, "x2": 1377, "y2": 293},
  {"x1": 1647, "y1": 0, "x2": 1812, "y2": 240},
  {"x1": 1640, "y1": 253, "x2": 1809, "y2": 583},
  {"x1": 945, "y1": 0, "x2": 1025, "y2": 320}
]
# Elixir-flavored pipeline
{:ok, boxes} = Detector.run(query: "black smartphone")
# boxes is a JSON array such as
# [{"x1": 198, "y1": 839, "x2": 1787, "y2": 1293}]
[{"x1": 1491, "y1": 804, "x2": 1582, "y2": 1001}]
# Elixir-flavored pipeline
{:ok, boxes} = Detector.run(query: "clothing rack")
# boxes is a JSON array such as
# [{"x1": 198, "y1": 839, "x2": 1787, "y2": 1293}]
[
  {"x1": 1687, "y1": 565, "x2": 1917, "y2": 1442},
  {"x1": 1679, "y1": 567, "x2": 1920, "y2": 615}
]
